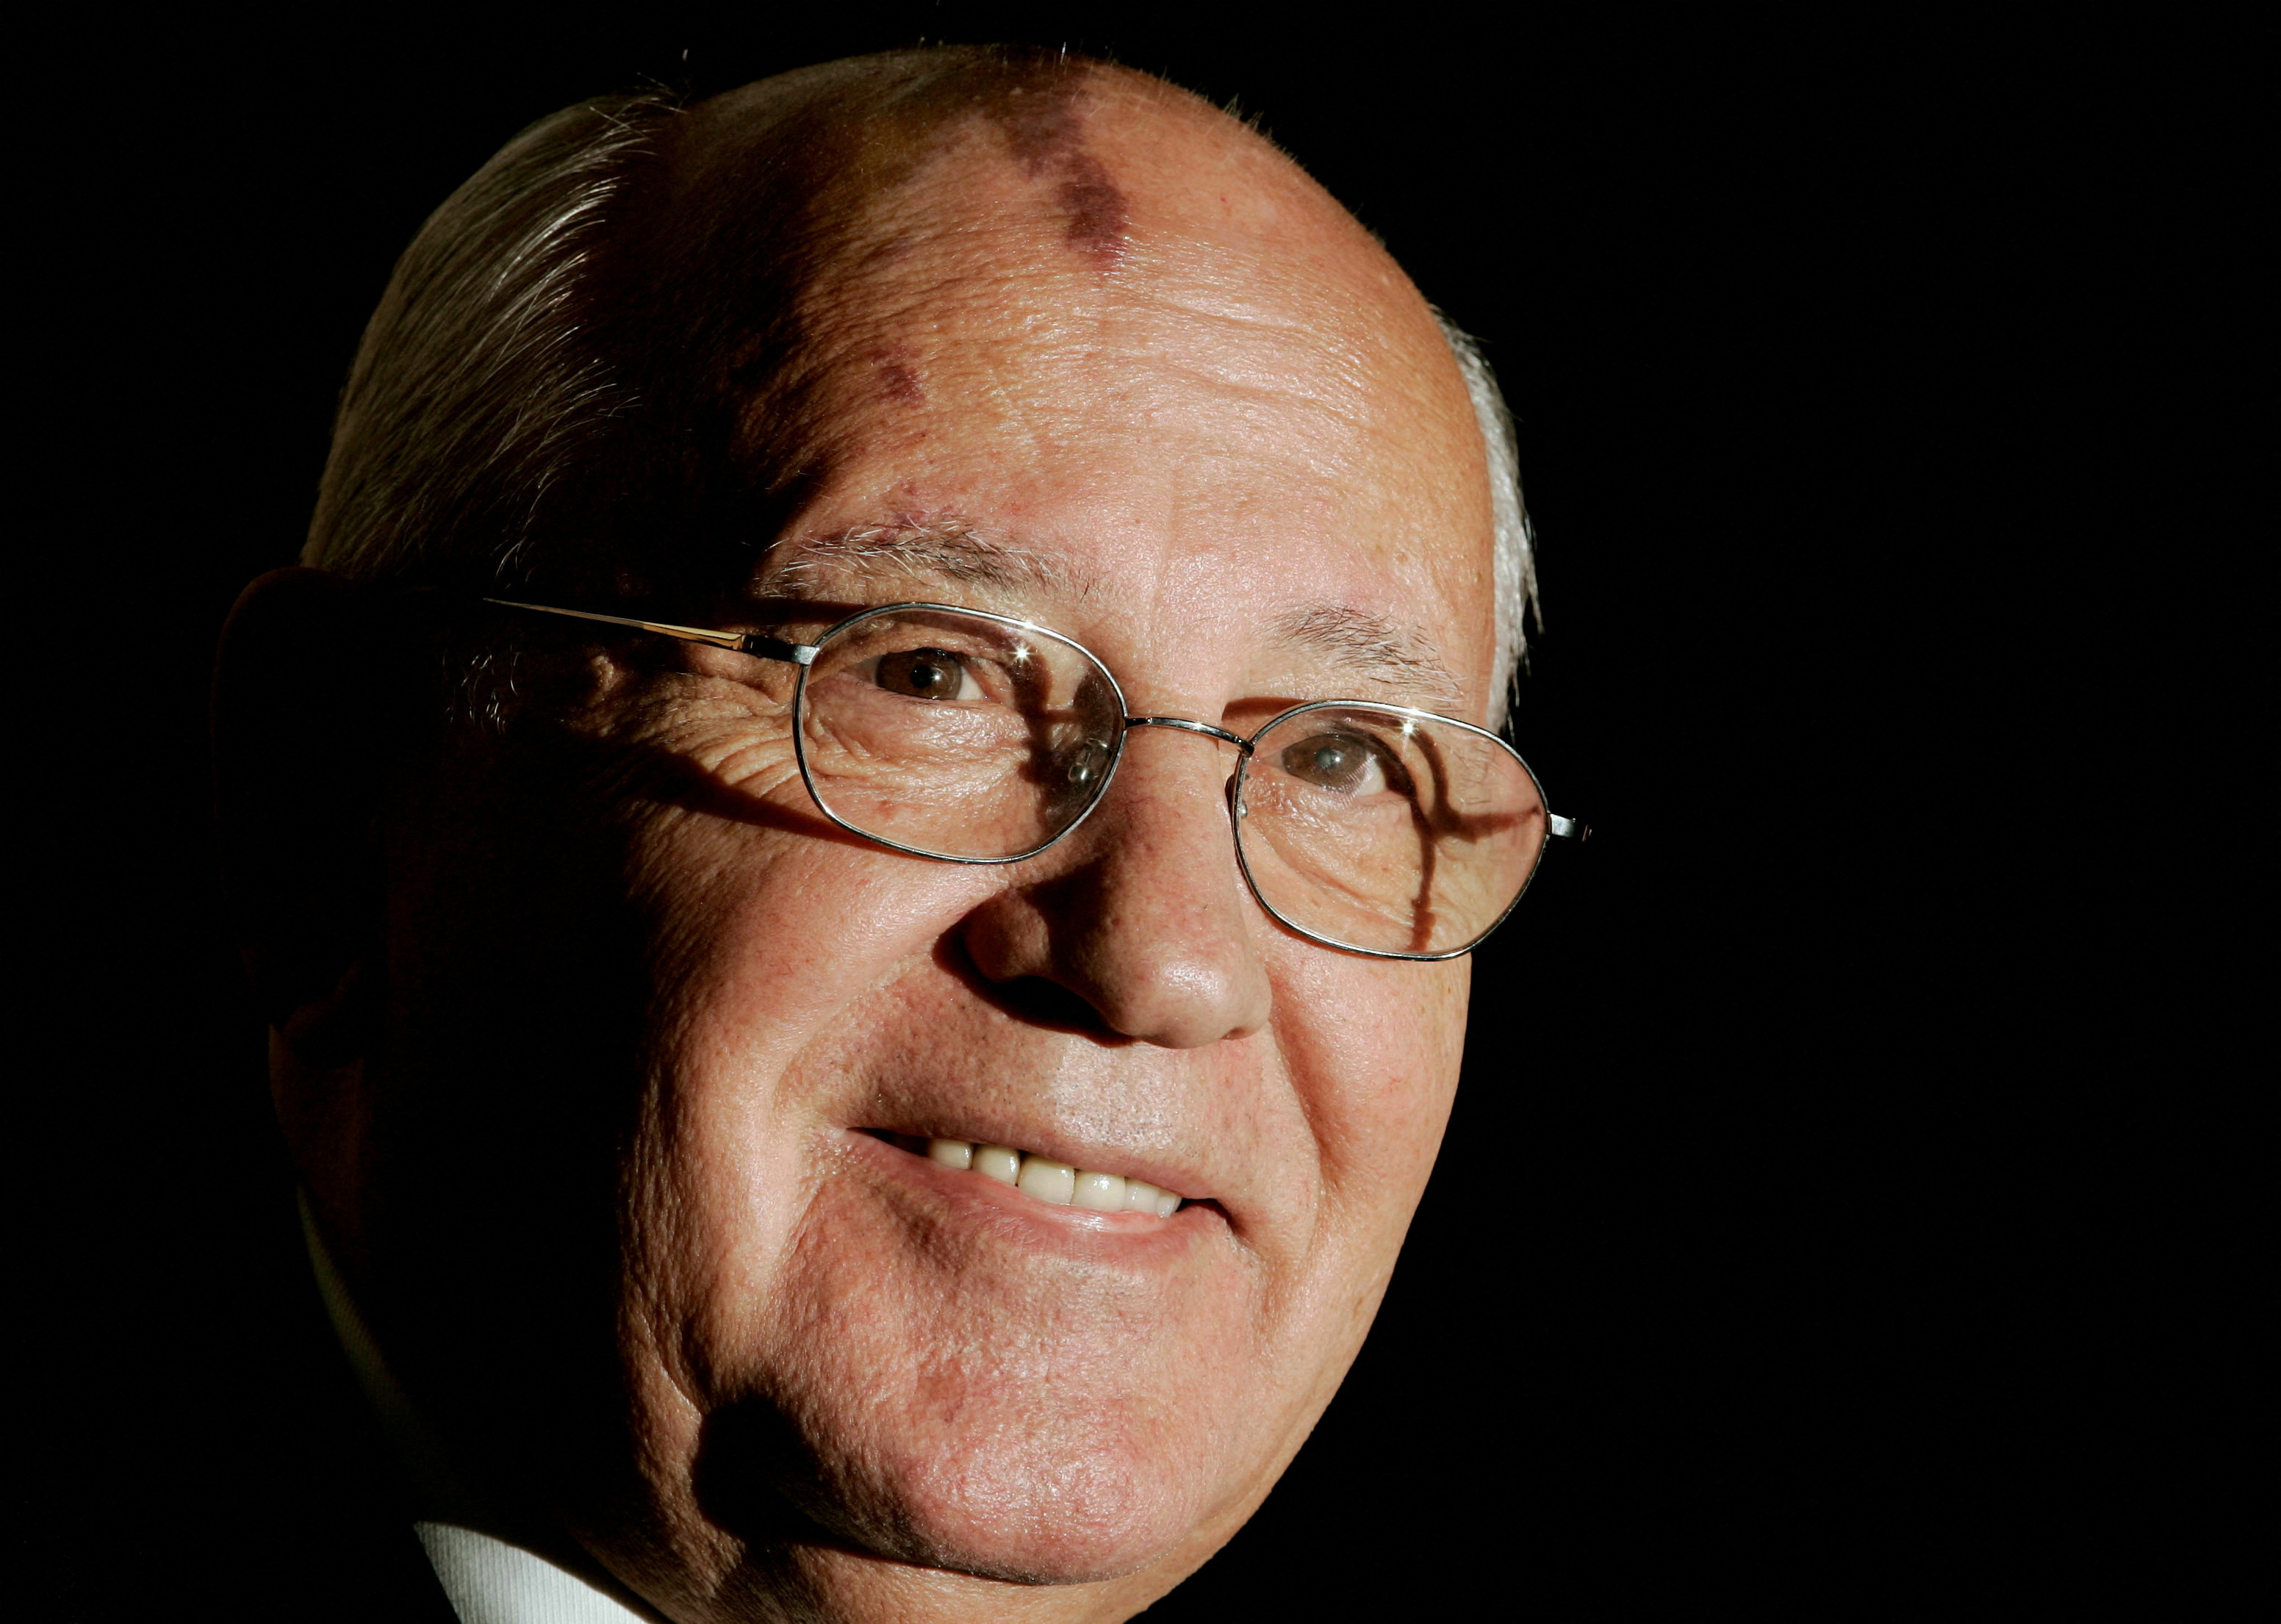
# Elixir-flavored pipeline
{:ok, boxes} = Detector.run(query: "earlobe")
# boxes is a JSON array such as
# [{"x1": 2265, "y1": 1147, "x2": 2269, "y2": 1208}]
[{"x1": 213, "y1": 567, "x2": 401, "y2": 1058}]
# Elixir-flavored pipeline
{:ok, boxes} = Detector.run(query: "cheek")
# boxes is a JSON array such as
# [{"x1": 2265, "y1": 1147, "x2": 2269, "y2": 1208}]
[
  {"x1": 616, "y1": 819, "x2": 1001, "y2": 1289},
  {"x1": 628, "y1": 813, "x2": 994, "y2": 1048},
  {"x1": 1270, "y1": 948, "x2": 1468, "y2": 1228}
]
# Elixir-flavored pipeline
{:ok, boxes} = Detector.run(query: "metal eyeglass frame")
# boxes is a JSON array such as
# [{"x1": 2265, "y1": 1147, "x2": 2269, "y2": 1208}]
[{"x1": 489, "y1": 597, "x2": 1589, "y2": 960}]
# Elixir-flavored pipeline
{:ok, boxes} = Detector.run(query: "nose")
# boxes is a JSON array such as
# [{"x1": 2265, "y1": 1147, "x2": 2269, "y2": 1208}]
[{"x1": 959, "y1": 724, "x2": 1273, "y2": 1049}]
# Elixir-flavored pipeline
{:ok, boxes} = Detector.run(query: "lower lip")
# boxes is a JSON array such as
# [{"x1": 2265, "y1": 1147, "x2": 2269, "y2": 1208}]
[{"x1": 844, "y1": 1129, "x2": 1218, "y2": 1255}]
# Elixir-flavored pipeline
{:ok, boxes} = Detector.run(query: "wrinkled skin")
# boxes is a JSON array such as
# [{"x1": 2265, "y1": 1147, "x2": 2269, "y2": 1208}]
[{"x1": 238, "y1": 56, "x2": 1498, "y2": 1624}]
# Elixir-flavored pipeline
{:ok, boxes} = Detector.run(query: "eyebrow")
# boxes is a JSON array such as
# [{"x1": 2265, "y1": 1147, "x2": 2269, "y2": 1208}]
[
  {"x1": 1270, "y1": 604, "x2": 1463, "y2": 705},
  {"x1": 761, "y1": 520, "x2": 1078, "y2": 595},
  {"x1": 761, "y1": 517, "x2": 1462, "y2": 703}
]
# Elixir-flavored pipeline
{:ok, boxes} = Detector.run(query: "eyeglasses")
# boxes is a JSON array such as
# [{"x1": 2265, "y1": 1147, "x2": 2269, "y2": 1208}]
[{"x1": 490, "y1": 597, "x2": 1587, "y2": 960}]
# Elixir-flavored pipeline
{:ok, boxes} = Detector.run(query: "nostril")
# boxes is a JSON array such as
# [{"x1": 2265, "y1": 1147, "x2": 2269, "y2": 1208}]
[{"x1": 989, "y1": 975, "x2": 1115, "y2": 1035}]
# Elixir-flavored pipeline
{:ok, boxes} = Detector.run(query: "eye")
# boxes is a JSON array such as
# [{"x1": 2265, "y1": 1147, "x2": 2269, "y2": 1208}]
[
  {"x1": 1279, "y1": 732, "x2": 1389, "y2": 795},
  {"x1": 870, "y1": 648, "x2": 983, "y2": 701}
]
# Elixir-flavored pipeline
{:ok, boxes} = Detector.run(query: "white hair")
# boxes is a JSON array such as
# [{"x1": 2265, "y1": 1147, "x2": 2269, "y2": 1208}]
[
  {"x1": 305, "y1": 93, "x2": 673, "y2": 586},
  {"x1": 1437, "y1": 315, "x2": 1542, "y2": 701},
  {"x1": 307, "y1": 94, "x2": 1541, "y2": 700}
]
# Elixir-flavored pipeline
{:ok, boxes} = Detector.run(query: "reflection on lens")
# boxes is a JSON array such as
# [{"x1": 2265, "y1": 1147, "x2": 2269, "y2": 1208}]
[
  {"x1": 1061, "y1": 737, "x2": 1112, "y2": 790},
  {"x1": 796, "y1": 607, "x2": 1123, "y2": 860},
  {"x1": 1235, "y1": 704, "x2": 1545, "y2": 957}
]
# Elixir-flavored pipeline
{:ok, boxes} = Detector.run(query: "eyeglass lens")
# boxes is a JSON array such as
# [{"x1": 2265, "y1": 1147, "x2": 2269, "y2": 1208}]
[
  {"x1": 797, "y1": 608, "x2": 1124, "y2": 861},
  {"x1": 1235, "y1": 705, "x2": 1545, "y2": 955},
  {"x1": 795, "y1": 607, "x2": 1547, "y2": 955}
]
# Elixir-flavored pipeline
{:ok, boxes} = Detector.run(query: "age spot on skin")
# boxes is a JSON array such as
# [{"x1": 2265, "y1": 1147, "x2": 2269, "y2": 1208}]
[{"x1": 872, "y1": 343, "x2": 925, "y2": 405}]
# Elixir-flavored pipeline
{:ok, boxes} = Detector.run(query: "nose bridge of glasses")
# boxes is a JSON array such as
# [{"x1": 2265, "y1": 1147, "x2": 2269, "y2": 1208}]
[{"x1": 1121, "y1": 715, "x2": 1254, "y2": 753}]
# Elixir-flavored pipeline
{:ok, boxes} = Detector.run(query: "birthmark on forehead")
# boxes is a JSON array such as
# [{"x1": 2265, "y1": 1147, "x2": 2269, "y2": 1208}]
[
  {"x1": 1053, "y1": 165, "x2": 1127, "y2": 262},
  {"x1": 984, "y1": 76, "x2": 1130, "y2": 270}
]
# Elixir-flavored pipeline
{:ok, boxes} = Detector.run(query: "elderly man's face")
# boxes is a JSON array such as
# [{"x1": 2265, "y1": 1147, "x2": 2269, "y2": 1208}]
[{"x1": 337, "y1": 78, "x2": 1496, "y2": 1617}]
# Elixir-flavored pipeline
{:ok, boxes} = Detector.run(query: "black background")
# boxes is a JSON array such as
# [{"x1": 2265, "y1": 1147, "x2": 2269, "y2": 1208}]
[{"x1": 19, "y1": 6, "x2": 2249, "y2": 1617}]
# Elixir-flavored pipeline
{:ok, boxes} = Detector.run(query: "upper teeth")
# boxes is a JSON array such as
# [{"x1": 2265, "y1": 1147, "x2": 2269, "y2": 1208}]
[{"x1": 926, "y1": 1138, "x2": 1182, "y2": 1218}]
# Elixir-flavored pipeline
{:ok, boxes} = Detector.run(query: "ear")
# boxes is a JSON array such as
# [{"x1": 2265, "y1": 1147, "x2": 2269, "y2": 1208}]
[{"x1": 213, "y1": 567, "x2": 408, "y2": 1067}]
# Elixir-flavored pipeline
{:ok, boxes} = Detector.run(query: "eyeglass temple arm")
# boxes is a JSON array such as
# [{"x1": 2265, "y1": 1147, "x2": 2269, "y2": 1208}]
[
  {"x1": 1548, "y1": 814, "x2": 1589, "y2": 841},
  {"x1": 485, "y1": 600, "x2": 819, "y2": 665}
]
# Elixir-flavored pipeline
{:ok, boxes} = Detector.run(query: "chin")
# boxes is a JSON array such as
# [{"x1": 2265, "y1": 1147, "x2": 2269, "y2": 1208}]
[{"x1": 774, "y1": 1406, "x2": 1215, "y2": 1587}]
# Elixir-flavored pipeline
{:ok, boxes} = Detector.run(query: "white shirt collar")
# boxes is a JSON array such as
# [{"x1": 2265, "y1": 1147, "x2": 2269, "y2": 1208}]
[
  {"x1": 301, "y1": 1192, "x2": 663, "y2": 1624},
  {"x1": 412, "y1": 1523, "x2": 661, "y2": 1624}
]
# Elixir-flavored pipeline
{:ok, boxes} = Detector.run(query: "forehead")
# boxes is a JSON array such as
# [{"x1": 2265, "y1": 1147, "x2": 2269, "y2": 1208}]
[{"x1": 678, "y1": 73, "x2": 1495, "y2": 700}]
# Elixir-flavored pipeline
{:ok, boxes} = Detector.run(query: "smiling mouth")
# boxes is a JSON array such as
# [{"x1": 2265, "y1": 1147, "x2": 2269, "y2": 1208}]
[{"x1": 869, "y1": 1131, "x2": 1187, "y2": 1217}]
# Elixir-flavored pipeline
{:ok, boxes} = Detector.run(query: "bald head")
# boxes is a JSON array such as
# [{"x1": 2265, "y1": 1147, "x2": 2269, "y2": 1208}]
[
  {"x1": 578, "y1": 54, "x2": 1480, "y2": 621},
  {"x1": 650, "y1": 48, "x2": 1392, "y2": 279},
  {"x1": 308, "y1": 46, "x2": 1534, "y2": 687}
]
